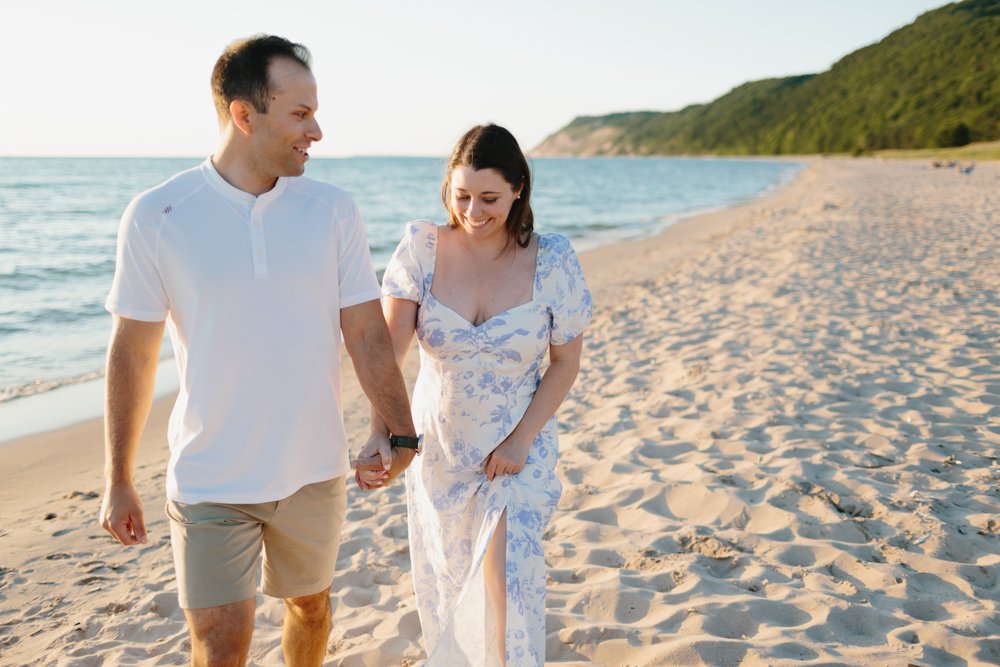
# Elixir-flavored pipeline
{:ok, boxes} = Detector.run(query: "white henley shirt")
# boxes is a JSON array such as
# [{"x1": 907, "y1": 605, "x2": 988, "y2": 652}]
[{"x1": 106, "y1": 158, "x2": 381, "y2": 504}]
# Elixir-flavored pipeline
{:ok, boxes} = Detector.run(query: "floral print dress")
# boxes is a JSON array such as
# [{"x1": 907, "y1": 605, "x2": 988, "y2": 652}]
[{"x1": 382, "y1": 220, "x2": 592, "y2": 666}]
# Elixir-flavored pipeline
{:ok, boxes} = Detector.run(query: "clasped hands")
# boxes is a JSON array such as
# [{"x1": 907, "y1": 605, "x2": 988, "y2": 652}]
[
  {"x1": 351, "y1": 432, "x2": 532, "y2": 491},
  {"x1": 351, "y1": 433, "x2": 396, "y2": 491}
]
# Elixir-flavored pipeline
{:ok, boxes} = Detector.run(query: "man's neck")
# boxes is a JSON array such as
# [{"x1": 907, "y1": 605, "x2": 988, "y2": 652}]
[{"x1": 212, "y1": 141, "x2": 277, "y2": 197}]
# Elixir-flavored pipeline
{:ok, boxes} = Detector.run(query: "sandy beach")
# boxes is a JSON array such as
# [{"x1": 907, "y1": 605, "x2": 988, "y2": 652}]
[{"x1": 1, "y1": 158, "x2": 998, "y2": 666}]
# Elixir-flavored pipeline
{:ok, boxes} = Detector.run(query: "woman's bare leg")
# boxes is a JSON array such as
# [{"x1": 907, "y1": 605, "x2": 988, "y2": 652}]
[{"x1": 483, "y1": 510, "x2": 508, "y2": 666}]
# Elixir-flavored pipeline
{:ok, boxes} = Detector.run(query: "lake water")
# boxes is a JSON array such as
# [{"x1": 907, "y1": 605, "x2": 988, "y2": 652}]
[{"x1": 0, "y1": 156, "x2": 800, "y2": 438}]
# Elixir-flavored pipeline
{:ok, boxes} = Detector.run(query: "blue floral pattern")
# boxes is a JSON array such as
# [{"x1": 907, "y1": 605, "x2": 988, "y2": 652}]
[{"x1": 382, "y1": 220, "x2": 592, "y2": 666}]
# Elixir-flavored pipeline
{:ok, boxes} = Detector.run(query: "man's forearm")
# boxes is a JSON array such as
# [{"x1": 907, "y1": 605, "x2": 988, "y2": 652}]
[
  {"x1": 104, "y1": 321, "x2": 162, "y2": 482},
  {"x1": 348, "y1": 326, "x2": 416, "y2": 438}
]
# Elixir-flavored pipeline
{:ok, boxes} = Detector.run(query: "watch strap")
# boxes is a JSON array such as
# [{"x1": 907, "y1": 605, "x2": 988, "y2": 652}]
[{"x1": 389, "y1": 434, "x2": 421, "y2": 450}]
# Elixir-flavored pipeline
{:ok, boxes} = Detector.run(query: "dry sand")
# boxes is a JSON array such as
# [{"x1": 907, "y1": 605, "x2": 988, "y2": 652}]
[{"x1": 1, "y1": 158, "x2": 998, "y2": 666}]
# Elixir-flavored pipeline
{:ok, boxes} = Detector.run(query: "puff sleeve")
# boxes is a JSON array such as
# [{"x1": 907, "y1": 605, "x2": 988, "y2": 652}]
[
  {"x1": 381, "y1": 219, "x2": 433, "y2": 304},
  {"x1": 544, "y1": 234, "x2": 593, "y2": 345}
]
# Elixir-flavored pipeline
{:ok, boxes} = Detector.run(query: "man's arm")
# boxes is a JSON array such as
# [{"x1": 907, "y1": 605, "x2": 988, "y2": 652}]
[
  {"x1": 341, "y1": 299, "x2": 418, "y2": 478},
  {"x1": 100, "y1": 315, "x2": 164, "y2": 546},
  {"x1": 353, "y1": 296, "x2": 419, "y2": 488}
]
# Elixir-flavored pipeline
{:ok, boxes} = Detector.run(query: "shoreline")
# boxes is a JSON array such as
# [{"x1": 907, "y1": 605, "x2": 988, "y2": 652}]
[{"x1": 3, "y1": 157, "x2": 998, "y2": 665}]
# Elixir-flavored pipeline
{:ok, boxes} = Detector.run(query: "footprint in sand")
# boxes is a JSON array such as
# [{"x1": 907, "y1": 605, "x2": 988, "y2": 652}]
[
  {"x1": 64, "y1": 490, "x2": 100, "y2": 500},
  {"x1": 902, "y1": 599, "x2": 948, "y2": 621},
  {"x1": 575, "y1": 507, "x2": 618, "y2": 527},
  {"x1": 148, "y1": 590, "x2": 181, "y2": 619},
  {"x1": 807, "y1": 605, "x2": 905, "y2": 646},
  {"x1": 770, "y1": 642, "x2": 820, "y2": 661},
  {"x1": 75, "y1": 576, "x2": 109, "y2": 586},
  {"x1": 100, "y1": 601, "x2": 131, "y2": 615},
  {"x1": 700, "y1": 607, "x2": 759, "y2": 640}
]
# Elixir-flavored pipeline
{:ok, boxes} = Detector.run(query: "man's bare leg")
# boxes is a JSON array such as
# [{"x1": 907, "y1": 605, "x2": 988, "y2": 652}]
[
  {"x1": 185, "y1": 598, "x2": 255, "y2": 667},
  {"x1": 282, "y1": 589, "x2": 332, "y2": 666}
]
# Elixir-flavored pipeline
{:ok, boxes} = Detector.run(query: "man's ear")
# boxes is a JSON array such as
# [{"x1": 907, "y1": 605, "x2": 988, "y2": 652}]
[{"x1": 229, "y1": 99, "x2": 254, "y2": 136}]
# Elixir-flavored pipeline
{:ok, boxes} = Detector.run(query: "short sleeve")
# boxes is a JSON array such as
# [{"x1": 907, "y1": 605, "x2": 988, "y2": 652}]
[
  {"x1": 335, "y1": 198, "x2": 381, "y2": 308},
  {"x1": 544, "y1": 235, "x2": 593, "y2": 345},
  {"x1": 105, "y1": 198, "x2": 169, "y2": 322},
  {"x1": 381, "y1": 220, "x2": 434, "y2": 304}
]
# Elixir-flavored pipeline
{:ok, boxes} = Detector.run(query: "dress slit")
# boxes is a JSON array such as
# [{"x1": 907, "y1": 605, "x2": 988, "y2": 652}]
[{"x1": 425, "y1": 501, "x2": 508, "y2": 667}]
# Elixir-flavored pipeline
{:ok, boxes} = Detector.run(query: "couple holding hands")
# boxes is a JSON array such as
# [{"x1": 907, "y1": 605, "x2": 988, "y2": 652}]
[{"x1": 100, "y1": 35, "x2": 591, "y2": 666}]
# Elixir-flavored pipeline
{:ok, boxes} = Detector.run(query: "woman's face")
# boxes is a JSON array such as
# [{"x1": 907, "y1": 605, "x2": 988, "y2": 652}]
[{"x1": 448, "y1": 166, "x2": 521, "y2": 240}]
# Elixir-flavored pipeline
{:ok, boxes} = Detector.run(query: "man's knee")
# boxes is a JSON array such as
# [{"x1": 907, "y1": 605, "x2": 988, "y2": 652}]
[
  {"x1": 284, "y1": 589, "x2": 331, "y2": 624},
  {"x1": 186, "y1": 599, "x2": 255, "y2": 664}
]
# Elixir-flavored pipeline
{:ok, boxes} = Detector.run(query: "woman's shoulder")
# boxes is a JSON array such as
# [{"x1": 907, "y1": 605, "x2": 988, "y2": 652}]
[
  {"x1": 397, "y1": 219, "x2": 441, "y2": 254},
  {"x1": 537, "y1": 232, "x2": 575, "y2": 259},
  {"x1": 536, "y1": 232, "x2": 585, "y2": 289},
  {"x1": 402, "y1": 219, "x2": 439, "y2": 239}
]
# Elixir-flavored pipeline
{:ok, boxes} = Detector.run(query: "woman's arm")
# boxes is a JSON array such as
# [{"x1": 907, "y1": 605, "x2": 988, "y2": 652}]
[{"x1": 484, "y1": 334, "x2": 584, "y2": 480}]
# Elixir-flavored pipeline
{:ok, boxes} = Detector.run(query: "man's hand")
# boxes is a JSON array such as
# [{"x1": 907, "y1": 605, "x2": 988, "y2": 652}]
[
  {"x1": 100, "y1": 481, "x2": 147, "y2": 545},
  {"x1": 353, "y1": 453, "x2": 392, "y2": 490},
  {"x1": 351, "y1": 432, "x2": 393, "y2": 490},
  {"x1": 351, "y1": 432, "x2": 420, "y2": 490}
]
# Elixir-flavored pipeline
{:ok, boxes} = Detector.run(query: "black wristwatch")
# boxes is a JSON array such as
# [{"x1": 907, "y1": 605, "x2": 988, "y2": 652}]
[{"x1": 389, "y1": 434, "x2": 422, "y2": 452}]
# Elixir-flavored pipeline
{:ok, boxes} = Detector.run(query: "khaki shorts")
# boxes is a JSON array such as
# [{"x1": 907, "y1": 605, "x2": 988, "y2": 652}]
[{"x1": 165, "y1": 476, "x2": 347, "y2": 609}]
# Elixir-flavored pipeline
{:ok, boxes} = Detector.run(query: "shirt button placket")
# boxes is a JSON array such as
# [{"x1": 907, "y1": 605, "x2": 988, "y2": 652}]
[{"x1": 250, "y1": 208, "x2": 268, "y2": 279}]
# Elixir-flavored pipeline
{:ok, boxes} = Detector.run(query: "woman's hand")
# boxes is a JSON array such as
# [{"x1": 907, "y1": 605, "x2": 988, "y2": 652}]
[
  {"x1": 484, "y1": 435, "x2": 531, "y2": 481},
  {"x1": 351, "y1": 433, "x2": 393, "y2": 490}
]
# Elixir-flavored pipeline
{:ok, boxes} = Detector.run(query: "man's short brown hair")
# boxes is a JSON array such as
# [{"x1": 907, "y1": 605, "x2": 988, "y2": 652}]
[{"x1": 211, "y1": 35, "x2": 311, "y2": 123}]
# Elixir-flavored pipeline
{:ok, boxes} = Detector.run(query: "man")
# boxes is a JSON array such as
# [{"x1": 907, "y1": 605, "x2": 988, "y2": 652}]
[{"x1": 100, "y1": 35, "x2": 417, "y2": 666}]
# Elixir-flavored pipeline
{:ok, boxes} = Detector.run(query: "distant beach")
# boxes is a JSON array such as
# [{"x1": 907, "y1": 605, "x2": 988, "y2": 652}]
[{"x1": 1, "y1": 157, "x2": 997, "y2": 665}]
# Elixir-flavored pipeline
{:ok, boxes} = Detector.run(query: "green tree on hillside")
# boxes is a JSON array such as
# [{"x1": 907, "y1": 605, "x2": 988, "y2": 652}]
[{"x1": 536, "y1": 0, "x2": 1000, "y2": 156}]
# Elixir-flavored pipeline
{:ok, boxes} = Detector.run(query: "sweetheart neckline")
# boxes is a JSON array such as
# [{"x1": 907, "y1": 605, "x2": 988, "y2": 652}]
[{"x1": 427, "y1": 291, "x2": 538, "y2": 329}]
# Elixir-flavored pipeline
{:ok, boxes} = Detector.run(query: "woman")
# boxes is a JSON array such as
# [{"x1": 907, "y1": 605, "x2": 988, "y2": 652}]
[{"x1": 357, "y1": 124, "x2": 592, "y2": 666}]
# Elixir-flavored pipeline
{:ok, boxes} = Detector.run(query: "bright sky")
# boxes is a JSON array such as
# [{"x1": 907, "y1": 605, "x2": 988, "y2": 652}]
[{"x1": 2, "y1": 0, "x2": 947, "y2": 157}]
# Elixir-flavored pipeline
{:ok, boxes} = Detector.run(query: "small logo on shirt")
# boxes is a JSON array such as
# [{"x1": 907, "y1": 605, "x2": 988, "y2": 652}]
[{"x1": 163, "y1": 205, "x2": 173, "y2": 215}]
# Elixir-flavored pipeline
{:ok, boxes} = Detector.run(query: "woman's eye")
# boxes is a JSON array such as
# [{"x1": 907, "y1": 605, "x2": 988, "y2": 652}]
[
  {"x1": 456, "y1": 195, "x2": 471, "y2": 201},
  {"x1": 484, "y1": 199, "x2": 498, "y2": 205}
]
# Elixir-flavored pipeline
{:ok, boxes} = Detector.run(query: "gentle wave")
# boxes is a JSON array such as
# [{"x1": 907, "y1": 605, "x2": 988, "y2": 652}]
[
  {"x1": 0, "y1": 181, "x2": 52, "y2": 190},
  {"x1": 0, "y1": 369, "x2": 105, "y2": 403},
  {"x1": 12, "y1": 304, "x2": 109, "y2": 325},
  {"x1": 0, "y1": 258, "x2": 117, "y2": 283}
]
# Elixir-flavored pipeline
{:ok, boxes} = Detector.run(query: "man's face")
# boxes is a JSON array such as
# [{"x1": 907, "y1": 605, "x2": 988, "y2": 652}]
[{"x1": 249, "y1": 57, "x2": 322, "y2": 178}]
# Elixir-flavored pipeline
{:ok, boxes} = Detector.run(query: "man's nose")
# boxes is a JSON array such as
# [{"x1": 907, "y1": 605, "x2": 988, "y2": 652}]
[{"x1": 307, "y1": 117, "x2": 322, "y2": 142}]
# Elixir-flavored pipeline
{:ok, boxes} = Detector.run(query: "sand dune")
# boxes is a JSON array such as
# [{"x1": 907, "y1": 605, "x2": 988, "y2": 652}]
[{"x1": 1, "y1": 158, "x2": 998, "y2": 665}]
